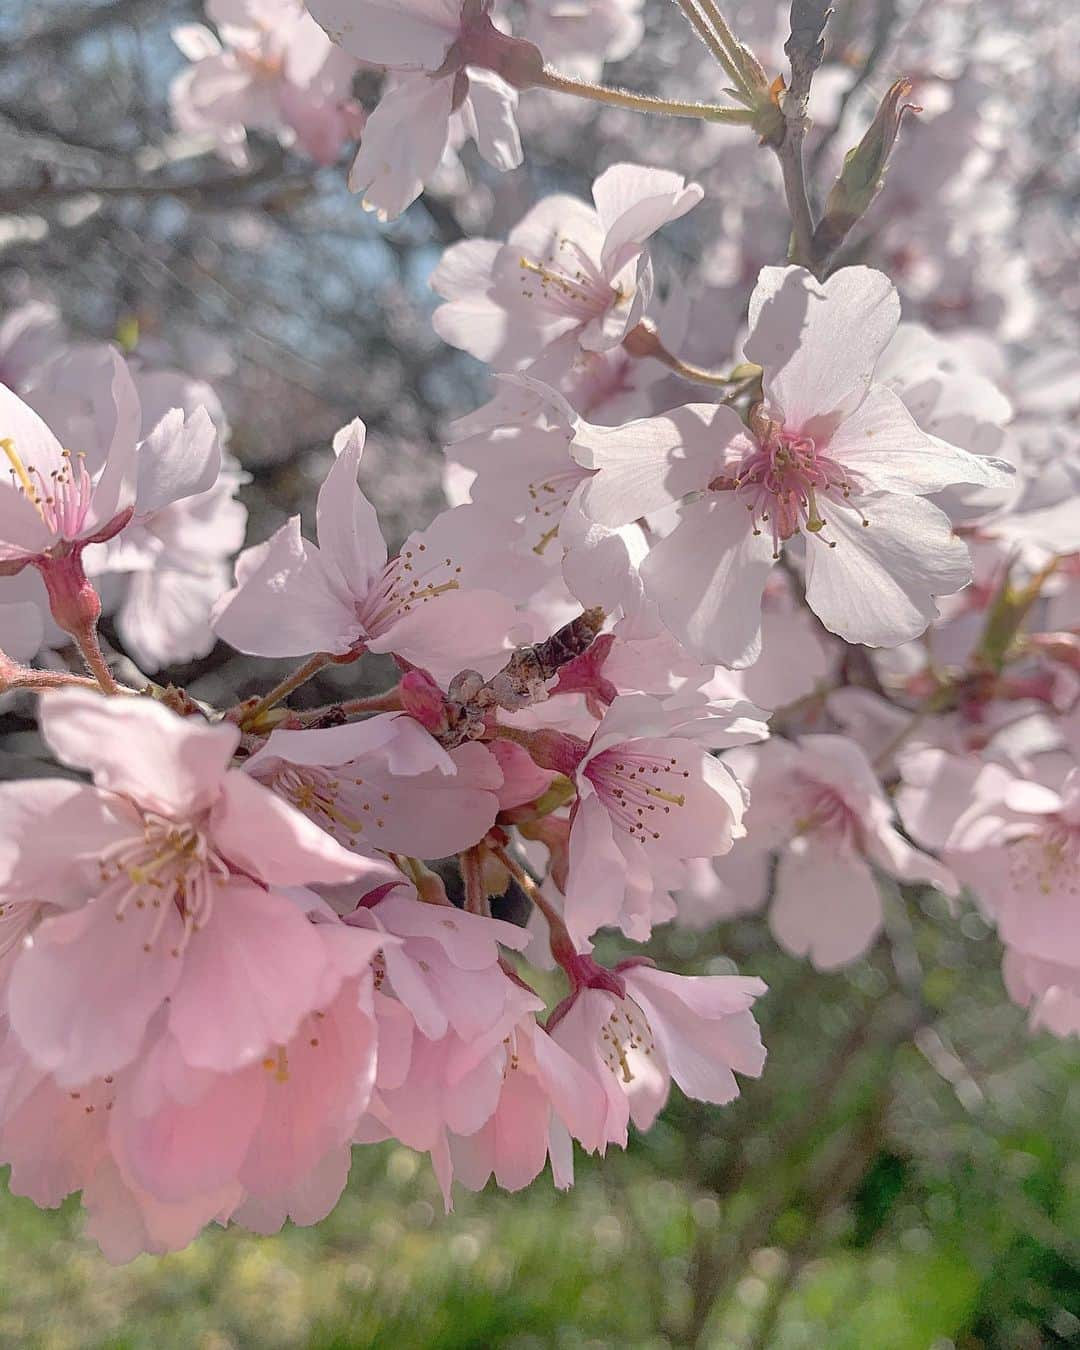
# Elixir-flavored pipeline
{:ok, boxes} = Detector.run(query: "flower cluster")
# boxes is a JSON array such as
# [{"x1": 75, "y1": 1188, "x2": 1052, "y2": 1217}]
[{"x1": 1, "y1": 0, "x2": 1076, "y2": 1262}]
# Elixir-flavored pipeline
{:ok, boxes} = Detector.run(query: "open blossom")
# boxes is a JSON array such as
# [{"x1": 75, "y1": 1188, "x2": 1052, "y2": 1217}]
[
  {"x1": 432, "y1": 164, "x2": 703, "y2": 379},
  {"x1": 171, "y1": 0, "x2": 364, "y2": 167},
  {"x1": 0, "y1": 358, "x2": 139, "y2": 578},
  {"x1": 0, "y1": 903, "x2": 390, "y2": 1259},
  {"x1": 897, "y1": 748, "x2": 1080, "y2": 1036},
  {"x1": 244, "y1": 711, "x2": 504, "y2": 858},
  {"x1": 0, "y1": 352, "x2": 194, "y2": 640},
  {"x1": 212, "y1": 418, "x2": 522, "y2": 684},
  {"x1": 0, "y1": 688, "x2": 393, "y2": 1087},
  {"x1": 703, "y1": 735, "x2": 958, "y2": 970},
  {"x1": 567, "y1": 266, "x2": 1012, "y2": 666},
  {"x1": 549, "y1": 965, "x2": 767, "y2": 1143},
  {"x1": 552, "y1": 692, "x2": 768, "y2": 946},
  {"x1": 0, "y1": 326, "x2": 244, "y2": 672},
  {"x1": 448, "y1": 1012, "x2": 608, "y2": 1194},
  {"x1": 309, "y1": 0, "x2": 541, "y2": 218}
]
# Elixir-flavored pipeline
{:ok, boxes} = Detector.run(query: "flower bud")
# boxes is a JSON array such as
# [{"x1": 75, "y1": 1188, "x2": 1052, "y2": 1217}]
[{"x1": 813, "y1": 78, "x2": 920, "y2": 260}]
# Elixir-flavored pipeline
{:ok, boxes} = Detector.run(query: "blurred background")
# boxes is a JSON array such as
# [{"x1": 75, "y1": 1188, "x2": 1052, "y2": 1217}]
[{"x1": 0, "y1": 1, "x2": 1078, "y2": 1346}]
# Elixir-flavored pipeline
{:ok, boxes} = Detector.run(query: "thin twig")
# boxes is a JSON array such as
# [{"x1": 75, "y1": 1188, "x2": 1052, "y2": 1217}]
[
  {"x1": 775, "y1": 1, "x2": 834, "y2": 273},
  {"x1": 236, "y1": 652, "x2": 335, "y2": 728},
  {"x1": 537, "y1": 66, "x2": 754, "y2": 124}
]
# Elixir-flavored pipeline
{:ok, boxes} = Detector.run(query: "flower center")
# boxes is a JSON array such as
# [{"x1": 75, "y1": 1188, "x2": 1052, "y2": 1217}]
[
  {"x1": 526, "y1": 463, "x2": 590, "y2": 555},
  {"x1": 586, "y1": 746, "x2": 689, "y2": 845},
  {"x1": 1008, "y1": 821, "x2": 1080, "y2": 897},
  {"x1": 517, "y1": 238, "x2": 624, "y2": 324},
  {"x1": 711, "y1": 423, "x2": 863, "y2": 558},
  {"x1": 354, "y1": 544, "x2": 462, "y2": 640},
  {"x1": 270, "y1": 764, "x2": 389, "y2": 846},
  {"x1": 2, "y1": 436, "x2": 93, "y2": 542},
  {"x1": 97, "y1": 814, "x2": 228, "y2": 956},
  {"x1": 791, "y1": 778, "x2": 862, "y2": 850},
  {"x1": 598, "y1": 997, "x2": 655, "y2": 1083}
]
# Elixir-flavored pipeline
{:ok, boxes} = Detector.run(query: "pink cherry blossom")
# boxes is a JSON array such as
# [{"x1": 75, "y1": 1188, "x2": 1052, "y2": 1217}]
[
  {"x1": 563, "y1": 265, "x2": 1011, "y2": 666},
  {"x1": 346, "y1": 66, "x2": 523, "y2": 221},
  {"x1": 549, "y1": 966, "x2": 766, "y2": 1143},
  {"x1": 212, "y1": 418, "x2": 522, "y2": 683},
  {"x1": 556, "y1": 692, "x2": 767, "y2": 946},
  {"x1": 898, "y1": 749, "x2": 1080, "y2": 1031},
  {"x1": 0, "y1": 299, "x2": 63, "y2": 394},
  {"x1": 349, "y1": 890, "x2": 533, "y2": 1043},
  {"x1": 707, "y1": 735, "x2": 958, "y2": 970},
  {"x1": 2, "y1": 688, "x2": 390, "y2": 1087},
  {"x1": 448, "y1": 1013, "x2": 608, "y2": 1194},
  {"x1": 171, "y1": 0, "x2": 364, "y2": 168},
  {"x1": 309, "y1": 0, "x2": 540, "y2": 218},
  {"x1": 432, "y1": 164, "x2": 703, "y2": 378},
  {"x1": 244, "y1": 711, "x2": 504, "y2": 858}
]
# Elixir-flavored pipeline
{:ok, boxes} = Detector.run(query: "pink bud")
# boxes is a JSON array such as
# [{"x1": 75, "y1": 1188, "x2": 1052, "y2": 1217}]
[{"x1": 400, "y1": 668, "x2": 450, "y2": 733}]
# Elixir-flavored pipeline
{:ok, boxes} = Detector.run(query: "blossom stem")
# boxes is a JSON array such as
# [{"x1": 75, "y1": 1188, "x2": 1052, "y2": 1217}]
[
  {"x1": 237, "y1": 652, "x2": 334, "y2": 728},
  {"x1": 0, "y1": 655, "x2": 126, "y2": 696},
  {"x1": 70, "y1": 619, "x2": 121, "y2": 695},
  {"x1": 299, "y1": 687, "x2": 404, "y2": 723},
  {"x1": 672, "y1": 0, "x2": 757, "y2": 103},
  {"x1": 536, "y1": 65, "x2": 756, "y2": 124},
  {"x1": 624, "y1": 319, "x2": 760, "y2": 387},
  {"x1": 460, "y1": 845, "x2": 489, "y2": 916},
  {"x1": 773, "y1": 1, "x2": 833, "y2": 274},
  {"x1": 491, "y1": 842, "x2": 572, "y2": 955},
  {"x1": 490, "y1": 724, "x2": 590, "y2": 777}
]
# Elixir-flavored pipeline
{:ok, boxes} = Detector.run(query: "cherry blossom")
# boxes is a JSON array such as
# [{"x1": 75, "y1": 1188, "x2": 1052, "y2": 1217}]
[
  {"x1": 171, "y1": 0, "x2": 364, "y2": 168},
  {"x1": 0, "y1": 688, "x2": 391, "y2": 1086},
  {"x1": 244, "y1": 712, "x2": 504, "y2": 858},
  {"x1": 552, "y1": 692, "x2": 767, "y2": 946},
  {"x1": 565, "y1": 265, "x2": 1012, "y2": 666},
  {"x1": 212, "y1": 418, "x2": 522, "y2": 683},
  {"x1": 432, "y1": 164, "x2": 703, "y2": 379},
  {"x1": 705, "y1": 735, "x2": 958, "y2": 969},
  {"x1": 309, "y1": 0, "x2": 541, "y2": 218},
  {"x1": 549, "y1": 965, "x2": 767, "y2": 1142}
]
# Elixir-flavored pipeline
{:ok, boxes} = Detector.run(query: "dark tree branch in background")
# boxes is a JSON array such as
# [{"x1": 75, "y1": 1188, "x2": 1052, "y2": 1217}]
[
  {"x1": 6, "y1": 0, "x2": 164, "y2": 55},
  {"x1": 0, "y1": 145, "x2": 302, "y2": 213}
]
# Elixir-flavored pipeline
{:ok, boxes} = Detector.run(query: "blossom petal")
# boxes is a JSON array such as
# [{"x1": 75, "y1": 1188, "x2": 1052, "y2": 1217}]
[
  {"x1": 39, "y1": 688, "x2": 238, "y2": 818},
  {"x1": 803, "y1": 493, "x2": 971, "y2": 647},
  {"x1": 771, "y1": 844, "x2": 883, "y2": 969},
  {"x1": 827, "y1": 385, "x2": 1014, "y2": 495},
  {"x1": 168, "y1": 881, "x2": 330, "y2": 1071},
  {"x1": 212, "y1": 771, "x2": 387, "y2": 887},
  {"x1": 640, "y1": 493, "x2": 775, "y2": 667},
  {"x1": 211, "y1": 516, "x2": 359, "y2": 657},
  {"x1": 745, "y1": 265, "x2": 899, "y2": 429}
]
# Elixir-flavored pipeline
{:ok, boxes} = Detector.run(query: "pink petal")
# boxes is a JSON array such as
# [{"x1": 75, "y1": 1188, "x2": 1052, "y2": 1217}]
[
  {"x1": 640, "y1": 493, "x2": 775, "y2": 667},
  {"x1": 212, "y1": 770, "x2": 388, "y2": 886},
  {"x1": 317, "y1": 419, "x2": 388, "y2": 594},
  {"x1": 212, "y1": 516, "x2": 359, "y2": 657},
  {"x1": 771, "y1": 843, "x2": 883, "y2": 969},
  {"x1": 7, "y1": 895, "x2": 184, "y2": 1086},
  {"x1": 744, "y1": 265, "x2": 899, "y2": 429},
  {"x1": 803, "y1": 493, "x2": 971, "y2": 648},
  {"x1": 39, "y1": 687, "x2": 239, "y2": 819},
  {"x1": 0, "y1": 778, "x2": 130, "y2": 903},
  {"x1": 168, "y1": 880, "x2": 330, "y2": 1071}
]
